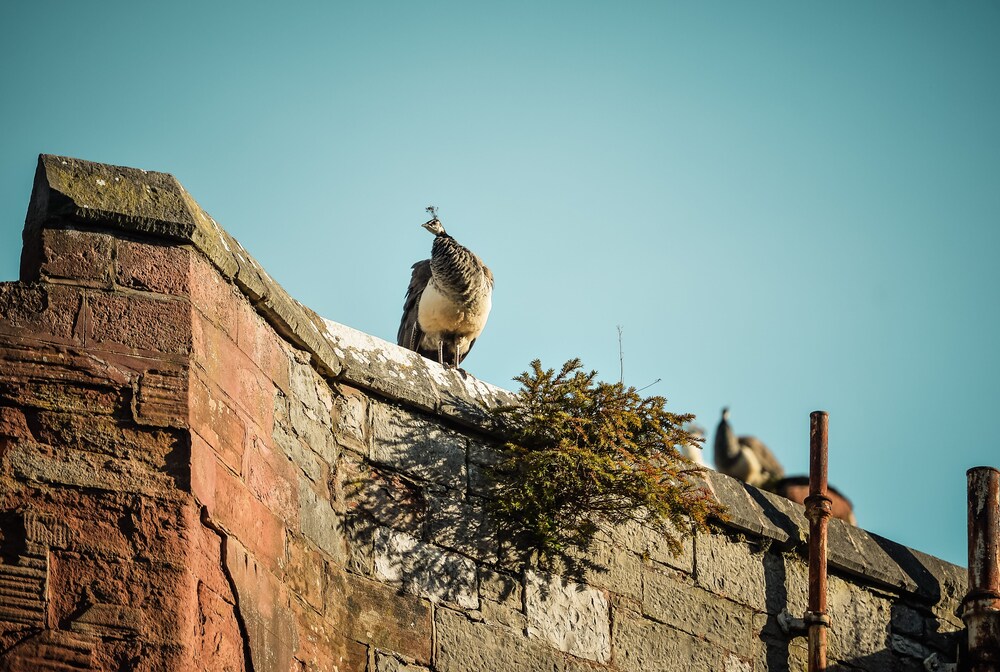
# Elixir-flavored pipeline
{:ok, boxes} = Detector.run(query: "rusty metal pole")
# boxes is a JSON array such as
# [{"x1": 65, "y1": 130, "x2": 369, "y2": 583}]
[
  {"x1": 805, "y1": 411, "x2": 832, "y2": 672},
  {"x1": 962, "y1": 466, "x2": 1000, "y2": 672}
]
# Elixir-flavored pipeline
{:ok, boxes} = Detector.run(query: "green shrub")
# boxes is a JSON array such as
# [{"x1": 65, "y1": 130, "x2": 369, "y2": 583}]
[{"x1": 487, "y1": 358, "x2": 724, "y2": 559}]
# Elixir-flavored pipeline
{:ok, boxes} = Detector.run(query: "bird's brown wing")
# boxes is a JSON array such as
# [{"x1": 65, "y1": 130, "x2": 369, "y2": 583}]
[
  {"x1": 740, "y1": 436, "x2": 785, "y2": 480},
  {"x1": 397, "y1": 260, "x2": 432, "y2": 351}
]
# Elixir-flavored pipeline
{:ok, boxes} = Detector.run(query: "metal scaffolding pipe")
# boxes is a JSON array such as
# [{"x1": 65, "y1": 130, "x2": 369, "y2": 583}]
[
  {"x1": 962, "y1": 466, "x2": 1000, "y2": 672},
  {"x1": 805, "y1": 411, "x2": 832, "y2": 672}
]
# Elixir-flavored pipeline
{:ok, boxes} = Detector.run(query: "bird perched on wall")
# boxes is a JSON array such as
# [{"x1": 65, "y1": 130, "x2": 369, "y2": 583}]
[
  {"x1": 713, "y1": 407, "x2": 785, "y2": 489},
  {"x1": 397, "y1": 207, "x2": 494, "y2": 370}
]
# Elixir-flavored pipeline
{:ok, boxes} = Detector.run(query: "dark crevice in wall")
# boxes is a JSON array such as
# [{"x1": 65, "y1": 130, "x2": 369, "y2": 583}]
[{"x1": 199, "y1": 506, "x2": 255, "y2": 672}]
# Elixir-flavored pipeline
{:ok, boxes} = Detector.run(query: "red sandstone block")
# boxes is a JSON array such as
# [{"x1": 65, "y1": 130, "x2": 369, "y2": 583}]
[
  {"x1": 294, "y1": 605, "x2": 369, "y2": 672},
  {"x1": 33, "y1": 411, "x2": 183, "y2": 471},
  {"x1": 189, "y1": 374, "x2": 246, "y2": 476},
  {"x1": 208, "y1": 463, "x2": 287, "y2": 573},
  {"x1": 223, "y1": 535, "x2": 297, "y2": 670},
  {"x1": 133, "y1": 367, "x2": 189, "y2": 429},
  {"x1": 195, "y1": 580, "x2": 246, "y2": 669},
  {"x1": 48, "y1": 552, "x2": 193, "y2": 645},
  {"x1": 192, "y1": 310, "x2": 275, "y2": 433},
  {"x1": 190, "y1": 251, "x2": 292, "y2": 395},
  {"x1": 235, "y1": 303, "x2": 292, "y2": 395},
  {"x1": 326, "y1": 569, "x2": 432, "y2": 664},
  {"x1": 186, "y1": 509, "x2": 236, "y2": 601},
  {"x1": 115, "y1": 239, "x2": 191, "y2": 296},
  {"x1": 285, "y1": 536, "x2": 326, "y2": 613},
  {"x1": 188, "y1": 254, "x2": 240, "y2": 340},
  {"x1": 87, "y1": 290, "x2": 192, "y2": 356},
  {"x1": 0, "y1": 341, "x2": 131, "y2": 416},
  {"x1": 39, "y1": 228, "x2": 114, "y2": 286},
  {"x1": 0, "y1": 283, "x2": 81, "y2": 344},
  {"x1": 243, "y1": 434, "x2": 297, "y2": 524},
  {"x1": 0, "y1": 406, "x2": 30, "y2": 438},
  {"x1": 190, "y1": 431, "x2": 218, "y2": 510}
]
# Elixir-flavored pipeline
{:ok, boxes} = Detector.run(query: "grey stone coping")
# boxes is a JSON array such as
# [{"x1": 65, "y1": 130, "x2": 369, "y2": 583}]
[
  {"x1": 701, "y1": 470, "x2": 967, "y2": 603},
  {"x1": 21, "y1": 154, "x2": 965, "y2": 605}
]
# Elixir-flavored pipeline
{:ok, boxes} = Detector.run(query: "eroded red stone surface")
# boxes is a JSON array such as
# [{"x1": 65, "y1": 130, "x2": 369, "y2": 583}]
[{"x1": 1, "y1": 227, "x2": 361, "y2": 671}]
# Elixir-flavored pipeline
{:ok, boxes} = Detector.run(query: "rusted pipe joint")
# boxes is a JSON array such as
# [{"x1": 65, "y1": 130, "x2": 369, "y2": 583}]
[
  {"x1": 804, "y1": 494, "x2": 833, "y2": 522},
  {"x1": 803, "y1": 610, "x2": 831, "y2": 627}
]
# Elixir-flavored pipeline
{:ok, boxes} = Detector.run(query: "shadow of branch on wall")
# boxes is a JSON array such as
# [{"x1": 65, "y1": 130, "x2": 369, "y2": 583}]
[{"x1": 339, "y1": 407, "x2": 612, "y2": 603}]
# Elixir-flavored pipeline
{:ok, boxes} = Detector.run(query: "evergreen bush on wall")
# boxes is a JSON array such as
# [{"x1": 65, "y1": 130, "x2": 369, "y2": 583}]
[{"x1": 488, "y1": 359, "x2": 725, "y2": 559}]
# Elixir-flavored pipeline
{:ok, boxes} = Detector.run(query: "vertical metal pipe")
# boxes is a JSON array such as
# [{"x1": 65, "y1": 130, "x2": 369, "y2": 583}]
[
  {"x1": 962, "y1": 466, "x2": 1000, "y2": 672},
  {"x1": 805, "y1": 411, "x2": 832, "y2": 672}
]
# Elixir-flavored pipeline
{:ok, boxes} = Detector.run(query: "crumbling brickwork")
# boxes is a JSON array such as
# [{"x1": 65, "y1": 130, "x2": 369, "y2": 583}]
[{"x1": 0, "y1": 156, "x2": 967, "y2": 671}]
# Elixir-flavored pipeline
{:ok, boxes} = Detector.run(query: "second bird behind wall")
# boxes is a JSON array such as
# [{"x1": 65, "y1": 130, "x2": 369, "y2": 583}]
[
  {"x1": 713, "y1": 408, "x2": 858, "y2": 525},
  {"x1": 397, "y1": 207, "x2": 494, "y2": 371}
]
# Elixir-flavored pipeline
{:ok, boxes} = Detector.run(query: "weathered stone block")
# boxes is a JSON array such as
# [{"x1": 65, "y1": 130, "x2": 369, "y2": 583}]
[
  {"x1": 192, "y1": 310, "x2": 275, "y2": 432},
  {"x1": 426, "y1": 491, "x2": 496, "y2": 562},
  {"x1": 293, "y1": 606, "x2": 369, "y2": 672},
  {"x1": 479, "y1": 567, "x2": 522, "y2": 608},
  {"x1": 288, "y1": 351, "x2": 331, "y2": 424},
  {"x1": 40, "y1": 228, "x2": 114, "y2": 286},
  {"x1": 195, "y1": 580, "x2": 245, "y2": 670},
  {"x1": 285, "y1": 535, "x2": 327, "y2": 612},
  {"x1": 32, "y1": 410, "x2": 184, "y2": 473},
  {"x1": 87, "y1": 290, "x2": 191, "y2": 355},
  {"x1": 0, "y1": 406, "x2": 30, "y2": 439},
  {"x1": 205, "y1": 464, "x2": 287, "y2": 573},
  {"x1": 9, "y1": 442, "x2": 179, "y2": 497},
  {"x1": 188, "y1": 251, "x2": 240, "y2": 334},
  {"x1": 299, "y1": 477, "x2": 345, "y2": 563},
  {"x1": 288, "y1": 398, "x2": 339, "y2": 467},
  {"x1": 326, "y1": 569, "x2": 432, "y2": 664},
  {"x1": 244, "y1": 435, "x2": 297, "y2": 524},
  {"x1": 333, "y1": 388, "x2": 367, "y2": 455},
  {"x1": 890, "y1": 603, "x2": 925, "y2": 637},
  {"x1": 613, "y1": 609, "x2": 745, "y2": 671},
  {"x1": 524, "y1": 568, "x2": 610, "y2": 663},
  {"x1": 642, "y1": 567, "x2": 755, "y2": 658},
  {"x1": 115, "y1": 238, "x2": 191, "y2": 296},
  {"x1": 133, "y1": 367, "x2": 188, "y2": 428},
  {"x1": 224, "y1": 535, "x2": 298, "y2": 672},
  {"x1": 571, "y1": 533, "x2": 645, "y2": 602},
  {"x1": 374, "y1": 651, "x2": 430, "y2": 672},
  {"x1": 754, "y1": 619, "x2": 810, "y2": 672},
  {"x1": 372, "y1": 527, "x2": 478, "y2": 609},
  {"x1": 827, "y1": 575, "x2": 892, "y2": 661},
  {"x1": 0, "y1": 630, "x2": 99, "y2": 672},
  {"x1": 891, "y1": 633, "x2": 932, "y2": 659},
  {"x1": 342, "y1": 460, "x2": 426, "y2": 534},
  {"x1": 763, "y1": 550, "x2": 809, "y2": 617},
  {"x1": 0, "y1": 284, "x2": 81, "y2": 343},
  {"x1": 232, "y1": 305, "x2": 289, "y2": 390},
  {"x1": 435, "y1": 607, "x2": 563, "y2": 672},
  {"x1": 370, "y1": 402, "x2": 467, "y2": 490},
  {"x1": 273, "y1": 394, "x2": 326, "y2": 484},
  {"x1": 190, "y1": 375, "x2": 246, "y2": 476},
  {"x1": 695, "y1": 532, "x2": 768, "y2": 609},
  {"x1": 46, "y1": 551, "x2": 192, "y2": 646}
]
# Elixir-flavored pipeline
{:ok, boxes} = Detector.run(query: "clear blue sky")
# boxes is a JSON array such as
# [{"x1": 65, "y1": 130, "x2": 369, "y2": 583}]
[{"x1": 2, "y1": 2, "x2": 997, "y2": 567}]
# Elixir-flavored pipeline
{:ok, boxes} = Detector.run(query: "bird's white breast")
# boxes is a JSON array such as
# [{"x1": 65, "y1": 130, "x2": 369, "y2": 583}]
[{"x1": 417, "y1": 281, "x2": 492, "y2": 339}]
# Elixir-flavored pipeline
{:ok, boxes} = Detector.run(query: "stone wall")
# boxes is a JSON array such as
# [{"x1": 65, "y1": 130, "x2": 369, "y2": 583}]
[{"x1": 0, "y1": 155, "x2": 967, "y2": 671}]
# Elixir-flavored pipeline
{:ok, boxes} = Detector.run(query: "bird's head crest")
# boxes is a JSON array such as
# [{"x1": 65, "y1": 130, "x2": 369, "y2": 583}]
[{"x1": 422, "y1": 206, "x2": 446, "y2": 235}]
